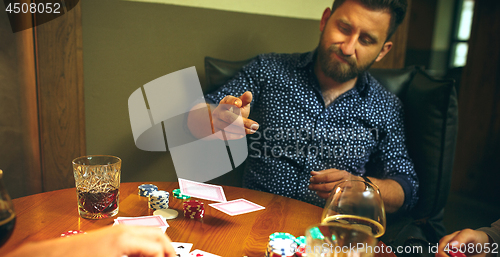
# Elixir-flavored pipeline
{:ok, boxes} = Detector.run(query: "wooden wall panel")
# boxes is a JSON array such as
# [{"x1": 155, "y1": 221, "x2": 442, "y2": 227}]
[
  {"x1": 451, "y1": 1, "x2": 500, "y2": 203},
  {"x1": 35, "y1": 3, "x2": 85, "y2": 191},
  {"x1": 371, "y1": 0, "x2": 412, "y2": 69},
  {"x1": 17, "y1": 19, "x2": 43, "y2": 196},
  {"x1": 0, "y1": 1, "x2": 42, "y2": 198}
]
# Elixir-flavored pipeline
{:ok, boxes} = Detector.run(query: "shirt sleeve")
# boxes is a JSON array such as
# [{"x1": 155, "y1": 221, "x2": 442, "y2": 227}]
[
  {"x1": 367, "y1": 97, "x2": 419, "y2": 212},
  {"x1": 477, "y1": 218, "x2": 500, "y2": 257},
  {"x1": 204, "y1": 56, "x2": 264, "y2": 106}
]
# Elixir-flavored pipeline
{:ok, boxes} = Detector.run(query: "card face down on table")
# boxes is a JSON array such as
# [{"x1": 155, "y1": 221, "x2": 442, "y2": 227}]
[
  {"x1": 178, "y1": 178, "x2": 227, "y2": 202},
  {"x1": 209, "y1": 199, "x2": 265, "y2": 216}
]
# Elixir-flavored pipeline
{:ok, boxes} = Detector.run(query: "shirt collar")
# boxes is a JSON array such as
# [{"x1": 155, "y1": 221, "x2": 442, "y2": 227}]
[
  {"x1": 356, "y1": 71, "x2": 371, "y2": 97},
  {"x1": 297, "y1": 50, "x2": 316, "y2": 69}
]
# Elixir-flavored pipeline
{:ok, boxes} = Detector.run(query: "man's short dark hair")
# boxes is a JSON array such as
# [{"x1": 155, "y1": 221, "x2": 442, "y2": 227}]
[{"x1": 331, "y1": 0, "x2": 408, "y2": 41}]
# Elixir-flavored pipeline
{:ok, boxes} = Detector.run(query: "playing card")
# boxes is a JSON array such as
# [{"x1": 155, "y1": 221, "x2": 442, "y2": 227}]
[
  {"x1": 178, "y1": 178, "x2": 227, "y2": 202},
  {"x1": 189, "y1": 249, "x2": 221, "y2": 257},
  {"x1": 113, "y1": 216, "x2": 169, "y2": 233},
  {"x1": 115, "y1": 216, "x2": 168, "y2": 226},
  {"x1": 172, "y1": 242, "x2": 193, "y2": 255},
  {"x1": 209, "y1": 199, "x2": 265, "y2": 216}
]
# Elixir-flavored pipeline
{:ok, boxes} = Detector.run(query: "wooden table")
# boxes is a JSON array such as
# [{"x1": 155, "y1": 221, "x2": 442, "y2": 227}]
[{"x1": 0, "y1": 182, "x2": 395, "y2": 256}]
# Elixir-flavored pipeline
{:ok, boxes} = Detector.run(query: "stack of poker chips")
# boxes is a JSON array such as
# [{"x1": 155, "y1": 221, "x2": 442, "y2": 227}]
[
  {"x1": 182, "y1": 200, "x2": 204, "y2": 219},
  {"x1": 173, "y1": 188, "x2": 191, "y2": 200},
  {"x1": 266, "y1": 232, "x2": 297, "y2": 257},
  {"x1": 148, "y1": 190, "x2": 170, "y2": 211},
  {"x1": 138, "y1": 184, "x2": 158, "y2": 197}
]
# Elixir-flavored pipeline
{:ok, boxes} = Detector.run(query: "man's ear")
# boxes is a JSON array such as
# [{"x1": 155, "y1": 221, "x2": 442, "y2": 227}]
[
  {"x1": 375, "y1": 41, "x2": 393, "y2": 62},
  {"x1": 320, "y1": 8, "x2": 332, "y2": 32}
]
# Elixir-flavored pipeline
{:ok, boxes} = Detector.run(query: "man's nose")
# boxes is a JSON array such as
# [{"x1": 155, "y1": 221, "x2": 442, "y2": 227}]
[{"x1": 340, "y1": 36, "x2": 356, "y2": 56}]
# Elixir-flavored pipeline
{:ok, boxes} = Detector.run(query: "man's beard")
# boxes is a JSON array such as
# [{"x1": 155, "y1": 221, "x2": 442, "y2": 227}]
[{"x1": 317, "y1": 43, "x2": 377, "y2": 83}]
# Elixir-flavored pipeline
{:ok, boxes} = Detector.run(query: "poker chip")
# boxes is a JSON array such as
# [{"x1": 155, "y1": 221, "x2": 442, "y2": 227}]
[
  {"x1": 60, "y1": 230, "x2": 86, "y2": 237},
  {"x1": 148, "y1": 190, "x2": 169, "y2": 211},
  {"x1": 138, "y1": 184, "x2": 158, "y2": 197},
  {"x1": 269, "y1": 232, "x2": 295, "y2": 241},
  {"x1": 307, "y1": 226, "x2": 324, "y2": 240},
  {"x1": 173, "y1": 188, "x2": 191, "y2": 199},
  {"x1": 266, "y1": 233, "x2": 297, "y2": 257},
  {"x1": 295, "y1": 245, "x2": 307, "y2": 257},
  {"x1": 295, "y1": 236, "x2": 306, "y2": 246},
  {"x1": 294, "y1": 236, "x2": 307, "y2": 257},
  {"x1": 266, "y1": 237, "x2": 296, "y2": 257},
  {"x1": 153, "y1": 209, "x2": 179, "y2": 220},
  {"x1": 182, "y1": 200, "x2": 204, "y2": 219}
]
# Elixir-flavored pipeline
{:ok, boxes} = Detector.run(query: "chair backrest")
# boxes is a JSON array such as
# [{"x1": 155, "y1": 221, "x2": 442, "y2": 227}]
[
  {"x1": 370, "y1": 67, "x2": 458, "y2": 220},
  {"x1": 205, "y1": 57, "x2": 459, "y2": 220}
]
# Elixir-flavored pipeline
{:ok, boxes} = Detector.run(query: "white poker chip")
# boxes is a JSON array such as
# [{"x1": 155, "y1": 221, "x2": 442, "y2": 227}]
[
  {"x1": 150, "y1": 190, "x2": 169, "y2": 199},
  {"x1": 153, "y1": 209, "x2": 179, "y2": 220},
  {"x1": 148, "y1": 190, "x2": 170, "y2": 210}
]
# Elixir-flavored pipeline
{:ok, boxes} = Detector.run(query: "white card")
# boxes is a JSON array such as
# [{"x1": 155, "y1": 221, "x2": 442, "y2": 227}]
[
  {"x1": 190, "y1": 249, "x2": 221, "y2": 257},
  {"x1": 172, "y1": 242, "x2": 193, "y2": 254},
  {"x1": 209, "y1": 199, "x2": 265, "y2": 216},
  {"x1": 178, "y1": 178, "x2": 227, "y2": 202},
  {"x1": 113, "y1": 216, "x2": 169, "y2": 233}
]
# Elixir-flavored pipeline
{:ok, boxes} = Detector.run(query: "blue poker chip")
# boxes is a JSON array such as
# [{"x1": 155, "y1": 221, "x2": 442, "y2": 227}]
[
  {"x1": 139, "y1": 184, "x2": 158, "y2": 190},
  {"x1": 138, "y1": 184, "x2": 158, "y2": 197}
]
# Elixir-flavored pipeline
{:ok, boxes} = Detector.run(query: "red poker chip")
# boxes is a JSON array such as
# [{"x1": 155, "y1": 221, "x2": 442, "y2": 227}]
[
  {"x1": 184, "y1": 207, "x2": 205, "y2": 219},
  {"x1": 294, "y1": 245, "x2": 306, "y2": 257},
  {"x1": 183, "y1": 200, "x2": 203, "y2": 208},
  {"x1": 447, "y1": 248, "x2": 467, "y2": 257},
  {"x1": 60, "y1": 230, "x2": 86, "y2": 237}
]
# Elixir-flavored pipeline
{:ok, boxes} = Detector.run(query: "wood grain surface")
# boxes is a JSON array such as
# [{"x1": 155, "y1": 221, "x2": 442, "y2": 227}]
[
  {"x1": 451, "y1": 1, "x2": 500, "y2": 202},
  {"x1": 0, "y1": 182, "x2": 395, "y2": 257},
  {"x1": 35, "y1": 1, "x2": 86, "y2": 192}
]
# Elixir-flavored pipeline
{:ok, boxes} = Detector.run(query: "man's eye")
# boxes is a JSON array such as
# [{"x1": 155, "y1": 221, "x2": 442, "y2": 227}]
[
  {"x1": 360, "y1": 38, "x2": 372, "y2": 45},
  {"x1": 339, "y1": 26, "x2": 349, "y2": 33}
]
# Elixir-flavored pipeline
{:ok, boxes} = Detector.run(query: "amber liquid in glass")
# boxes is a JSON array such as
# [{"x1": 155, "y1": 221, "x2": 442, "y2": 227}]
[
  {"x1": 323, "y1": 214, "x2": 384, "y2": 238},
  {"x1": 77, "y1": 187, "x2": 119, "y2": 218}
]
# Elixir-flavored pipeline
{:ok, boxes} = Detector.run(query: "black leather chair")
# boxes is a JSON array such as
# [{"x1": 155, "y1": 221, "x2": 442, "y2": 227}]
[{"x1": 204, "y1": 56, "x2": 459, "y2": 248}]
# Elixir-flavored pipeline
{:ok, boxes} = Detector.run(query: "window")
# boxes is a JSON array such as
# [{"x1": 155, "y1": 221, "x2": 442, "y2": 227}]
[{"x1": 450, "y1": 0, "x2": 475, "y2": 67}]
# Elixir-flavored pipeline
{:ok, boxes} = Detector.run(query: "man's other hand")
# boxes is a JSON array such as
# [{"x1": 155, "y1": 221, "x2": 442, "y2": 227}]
[{"x1": 308, "y1": 169, "x2": 359, "y2": 199}]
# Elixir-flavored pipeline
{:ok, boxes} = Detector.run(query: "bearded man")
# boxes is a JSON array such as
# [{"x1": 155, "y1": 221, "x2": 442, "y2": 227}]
[{"x1": 188, "y1": 0, "x2": 418, "y2": 216}]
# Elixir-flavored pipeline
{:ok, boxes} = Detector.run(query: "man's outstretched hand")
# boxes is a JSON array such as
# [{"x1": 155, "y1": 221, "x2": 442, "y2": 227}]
[{"x1": 211, "y1": 91, "x2": 259, "y2": 140}]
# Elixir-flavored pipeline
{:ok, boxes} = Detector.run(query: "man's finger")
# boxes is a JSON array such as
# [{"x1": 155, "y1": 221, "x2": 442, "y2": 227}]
[
  {"x1": 214, "y1": 119, "x2": 245, "y2": 135},
  {"x1": 213, "y1": 114, "x2": 258, "y2": 133},
  {"x1": 220, "y1": 95, "x2": 243, "y2": 107},
  {"x1": 316, "y1": 191, "x2": 331, "y2": 199},
  {"x1": 437, "y1": 231, "x2": 461, "y2": 257},
  {"x1": 310, "y1": 169, "x2": 349, "y2": 184},
  {"x1": 213, "y1": 109, "x2": 243, "y2": 128},
  {"x1": 308, "y1": 182, "x2": 337, "y2": 192},
  {"x1": 239, "y1": 91, "x2": 253, "y2": 107},
  {"x1": 243, "y1": 118, "x2": 259, "y2": 132}
]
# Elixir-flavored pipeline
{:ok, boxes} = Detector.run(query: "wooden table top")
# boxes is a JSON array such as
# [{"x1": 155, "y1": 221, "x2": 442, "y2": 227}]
[{"x1": 0, "y1": 182, "x2": 395, "y2": 256}]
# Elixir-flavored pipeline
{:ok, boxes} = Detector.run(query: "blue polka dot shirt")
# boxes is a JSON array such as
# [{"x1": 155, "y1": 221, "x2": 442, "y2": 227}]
[{"x1": 205, "y1": 51, "x2": 419, "y2": 210}]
